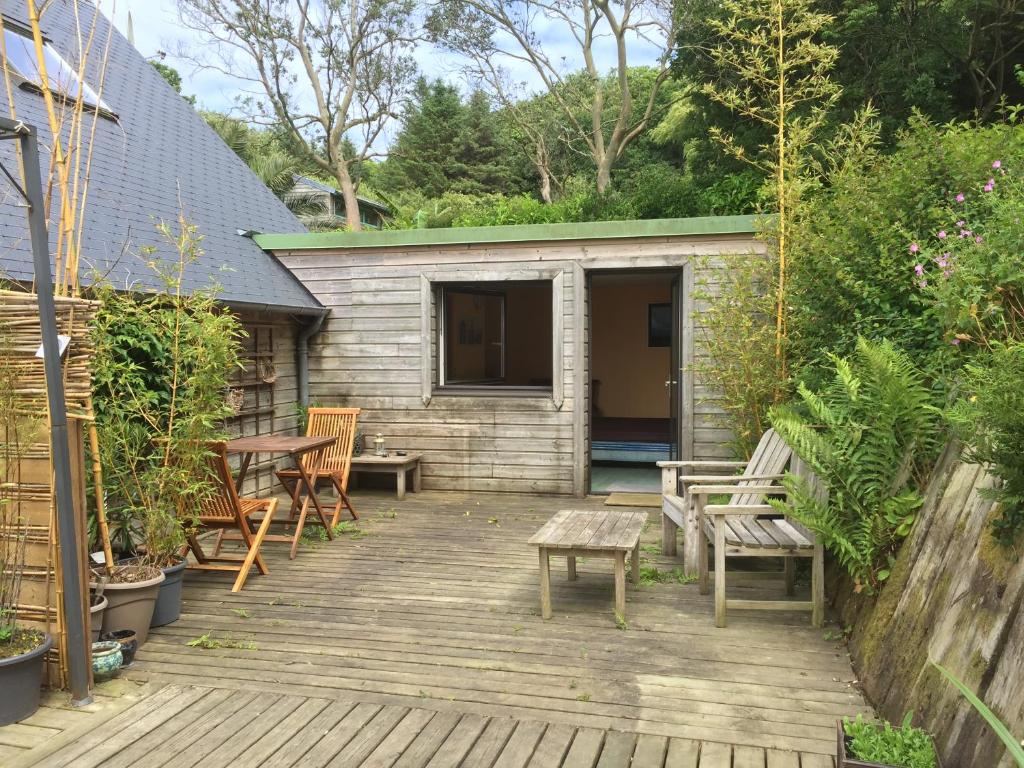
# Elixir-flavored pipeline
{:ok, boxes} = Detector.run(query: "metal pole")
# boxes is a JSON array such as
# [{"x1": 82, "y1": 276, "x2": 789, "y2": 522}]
[{"x1": 3, "y1": 117, "x2": 92, "y2": 705}]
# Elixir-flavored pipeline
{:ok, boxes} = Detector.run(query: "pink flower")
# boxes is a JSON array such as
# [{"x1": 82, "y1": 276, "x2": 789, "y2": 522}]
[
  {"x1": 936, "y1": 256, "x2": 948, "y2": 268},
  {"x1": 943, "y1": 270, "x2": 951, "y2": 278},
  {"x1": 984, "y1": 180, "x2": 995, "y2": 192},
  {"x1": 975, "y1": 236, "x2": 984, "y2": 244},
  {"x1": 910, "y1": 243, "x2": 920, "y2": 254},
  {"x1": 937, "y1": 230, "x2": 947, "y2": 240},
  {"x1": 956, "y1": 220, "x2": 965, "y2": 227},
  {"x1": 956, "y1": 193, "x2": 965, "y2": 203},
  {"x1": 951, "y1": 338, "x2": 960, "y2": 346},
  {"x1": 914, "y1": 264, "x2": 925, "y2": 277},
  {"x1": 918, "y1": 280, "x2": 928, "y2": 289},
  {"x1": 993, "y1": 160, "x2": 1002, "y2": 169}
]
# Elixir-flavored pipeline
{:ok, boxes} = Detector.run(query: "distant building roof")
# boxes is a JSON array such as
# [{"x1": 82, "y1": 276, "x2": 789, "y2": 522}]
[
  {"x1": 292, "y1": 175, "x2": 391, "y2": 214},
  {"x1": 0, "y1": 2, "x2": 321, "y2": 313}
]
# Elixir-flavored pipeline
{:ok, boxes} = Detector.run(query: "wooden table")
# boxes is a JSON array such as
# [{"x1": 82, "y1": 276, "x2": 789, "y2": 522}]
[
  {"x1": 350, "y1": 452, "x2": 423, "y2": 499},
  {"x1": 225, "y1": 435, "x2": 337, "y2": 559},
  {"x1": 529, "y1": 509, "x2": 647, "y2": 620}
]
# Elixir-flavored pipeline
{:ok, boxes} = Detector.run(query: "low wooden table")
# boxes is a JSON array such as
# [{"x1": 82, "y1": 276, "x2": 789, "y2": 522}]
[
  {"x1": 529, "y1": 509, "x2": 647, "y2": 620},
  {"x1": 350, "y1": 452, "x2": 423, "y2": 499}
]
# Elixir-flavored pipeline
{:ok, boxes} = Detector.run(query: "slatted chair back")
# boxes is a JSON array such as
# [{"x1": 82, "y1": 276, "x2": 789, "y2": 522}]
[
  {"x1": 303, "y1": 407, "x2": 361, "y2": 482},
  {"x1": 197, "y1": 441, "x2": 244, "y2": 524},
  {"x1": 729, "y1": 428, "x2": 793, "y2": 513}
]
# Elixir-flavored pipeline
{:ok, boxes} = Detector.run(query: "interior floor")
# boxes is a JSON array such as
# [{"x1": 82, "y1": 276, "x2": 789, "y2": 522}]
[{"x1": 589, "y1": 464, "x2": 662, "y2": 494}]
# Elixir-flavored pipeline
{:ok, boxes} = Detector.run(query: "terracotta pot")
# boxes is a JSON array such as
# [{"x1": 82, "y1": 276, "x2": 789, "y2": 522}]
[
  {"x1": 0, "y1": 633, "x2": 52, "y2": 726},
  {"x1": 91, "y1": 570, "x2": 165, "y2": 646},
  {"x1": 151, "y1": 556, "x2": 187, "y2": 628},
  {"x1": 89, "y1": 594, "x2": 108, "y2": 642}
]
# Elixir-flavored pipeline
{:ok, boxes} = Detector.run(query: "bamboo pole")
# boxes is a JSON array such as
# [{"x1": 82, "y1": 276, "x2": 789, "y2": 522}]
[{"x1": 85, "y1": 402, "x2": 113, "y2": 574}]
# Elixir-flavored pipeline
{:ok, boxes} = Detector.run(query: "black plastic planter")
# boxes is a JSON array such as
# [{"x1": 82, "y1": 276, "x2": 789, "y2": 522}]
[
  {"x1": 150, "y1": 556, "x2": 187, "y2": 628},
  {"x1": 837, "y1": 721, "x2": 941, "y2": 768},
  {"x1": 0, "y1": 633, "x2": 53, "y2": 726}
]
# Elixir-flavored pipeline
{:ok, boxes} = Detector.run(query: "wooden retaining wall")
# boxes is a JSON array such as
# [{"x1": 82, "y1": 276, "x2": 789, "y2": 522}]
[
  {"x1": 275, "y1": 234, "x2": 757, "y2": 495},
  {"x1": 834, "y1": 446, "x2": 1024, "y2": 767}
]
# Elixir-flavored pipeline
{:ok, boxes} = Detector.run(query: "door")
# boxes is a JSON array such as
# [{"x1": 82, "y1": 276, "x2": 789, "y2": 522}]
[{"x1": 668, "y1": 271, "x2": 684, "y2": 461}]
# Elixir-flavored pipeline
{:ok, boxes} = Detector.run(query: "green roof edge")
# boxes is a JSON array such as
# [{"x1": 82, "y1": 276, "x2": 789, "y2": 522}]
[{"x1": 254, "y1": 214, "x2": 761, "y2": 251}]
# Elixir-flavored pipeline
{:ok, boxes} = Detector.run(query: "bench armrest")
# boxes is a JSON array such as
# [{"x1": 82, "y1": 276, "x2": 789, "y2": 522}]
[
  {"x1": 687, "y1": 484, "x2": 788, "y2": 496},
  {"x1": 701, "y1": 503, "x2": 777, "y2": 517},
  {"x1": 656, "y1": 460, "x2": 747, "y2": 469},
  {"x1": 678, "y1": 473, "x2": 785, "y2": 484}
]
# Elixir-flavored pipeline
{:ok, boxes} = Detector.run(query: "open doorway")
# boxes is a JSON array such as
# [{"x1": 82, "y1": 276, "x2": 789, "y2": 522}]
[{"x1": 589, "y1": 270, "x2": 681, "y2": 494}]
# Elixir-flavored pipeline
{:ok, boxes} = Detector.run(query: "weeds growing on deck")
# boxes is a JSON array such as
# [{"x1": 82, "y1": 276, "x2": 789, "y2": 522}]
[{"x1": 187, "y1": 632, "x2": 257, "y2": 650}]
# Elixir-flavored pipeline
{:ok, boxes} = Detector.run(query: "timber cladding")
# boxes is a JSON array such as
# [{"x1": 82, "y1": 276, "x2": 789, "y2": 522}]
[{"x1": 273, "y1": 231, "x2": 761, "y2": 496}]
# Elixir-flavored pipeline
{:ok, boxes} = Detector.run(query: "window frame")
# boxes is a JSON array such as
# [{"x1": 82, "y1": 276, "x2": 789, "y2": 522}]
[{"x1": 420, "y1": 270, "x2": 565, "y2": 407}]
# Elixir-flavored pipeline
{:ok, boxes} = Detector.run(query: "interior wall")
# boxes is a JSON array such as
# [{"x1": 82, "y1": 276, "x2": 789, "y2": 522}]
[
  {"x1": 504, "y1": 283, "x2": 552, "y2": 385},
  {"x1": 590, "y1": 276, "x2": 672, "y2": 419}
]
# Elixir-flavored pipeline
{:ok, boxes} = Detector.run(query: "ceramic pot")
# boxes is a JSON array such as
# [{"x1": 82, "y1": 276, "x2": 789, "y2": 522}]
[
  {"x1": 0, "y1": 632, "x2": 52, "y2": 726},
  {"x1": 100, "y1": 630, "x2": 138, "y2": 667},
  {"x1": 89, "y1": 594, "x2": 108, "y2": 642},
  {"x1": 91, "y1": 641, "x2": 122, "y2": 681},
  {"x1": 91, "y1": 569, "x2": 165, "y2": 646},
  {"x1": 150, "y1": 556, "x2": 187, "y2": 628}
]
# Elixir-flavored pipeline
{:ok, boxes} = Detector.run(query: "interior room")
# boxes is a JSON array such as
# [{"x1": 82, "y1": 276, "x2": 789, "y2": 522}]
[{"x1": 589, "y1": 271, "x2": 677, "y2": 494}]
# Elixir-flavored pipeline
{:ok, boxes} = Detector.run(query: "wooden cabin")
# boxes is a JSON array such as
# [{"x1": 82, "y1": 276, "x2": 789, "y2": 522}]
[{"x1": 257, "y1": 216, "x2": 762, "y2": 496}]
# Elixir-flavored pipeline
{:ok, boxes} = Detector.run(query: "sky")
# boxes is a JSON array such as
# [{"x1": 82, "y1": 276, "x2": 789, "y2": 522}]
[{"x1": 106, "y1": 0, "x2": 667, "y2": 152}]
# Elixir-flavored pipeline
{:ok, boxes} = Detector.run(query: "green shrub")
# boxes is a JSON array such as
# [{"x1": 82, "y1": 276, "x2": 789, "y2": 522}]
[
  {"x1": 769, "y1": 338, "x2": 942, "y2": 592},
  {"x1": 843, "y1": 713, "x2": 937, "y2": 768},
  {"x1": 947, "y1": 342, "x2": 1024, "y2": 547}
]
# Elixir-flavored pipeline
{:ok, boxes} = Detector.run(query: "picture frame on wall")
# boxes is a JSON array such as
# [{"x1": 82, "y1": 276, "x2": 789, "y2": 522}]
[{"x1": 648, "y1": 303, "x2": 671, "y2": 347}]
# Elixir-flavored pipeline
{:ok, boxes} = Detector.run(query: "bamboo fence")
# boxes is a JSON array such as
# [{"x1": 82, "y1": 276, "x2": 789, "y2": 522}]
[{"x1": 0, "y1": 290, "x2": 99, "y2": 688}]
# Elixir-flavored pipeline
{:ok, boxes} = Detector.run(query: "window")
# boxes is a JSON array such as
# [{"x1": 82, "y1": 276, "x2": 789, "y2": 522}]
[
  {"x1": 438, "y1": 281, "x2": 553, "y2": 390},
  {"x1": 3, "y1": 25, "x2": 111, "y2": 113}
]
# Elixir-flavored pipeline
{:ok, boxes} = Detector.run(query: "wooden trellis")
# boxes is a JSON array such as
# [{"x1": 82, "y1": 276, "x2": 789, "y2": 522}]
[{"x1": 0, "y1": 290, "x2": 97, "y2": 688}]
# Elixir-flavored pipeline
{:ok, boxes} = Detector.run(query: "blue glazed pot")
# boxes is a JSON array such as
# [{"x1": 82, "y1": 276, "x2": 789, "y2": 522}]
[{"x1": 91, "y1": 641, "x2": 123, "y2": 681}]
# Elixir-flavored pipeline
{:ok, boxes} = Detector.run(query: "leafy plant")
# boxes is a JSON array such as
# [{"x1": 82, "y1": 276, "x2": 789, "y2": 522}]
[
  {"x1": 186, "y1": 632, "x2": 256, "y2": 650},
  {"x1": 769, "y1": 338, "x2": 941, "y2": 592},
  {"x1": 638, "y1": 565, "x2": 697, "y2": 586},
  {"x1": 842, "y1": 713, "x2": 937, "y2": 768},
  {"x1": 90, "y1": 216, "x2": 244, "y2": 570},
  {"x1": 933, "y1": 662, "x2": 1024, "y2": 766}
]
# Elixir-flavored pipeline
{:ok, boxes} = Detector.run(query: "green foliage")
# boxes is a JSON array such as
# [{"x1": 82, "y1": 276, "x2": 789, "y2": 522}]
[
  {"x1": 842, "y1": 713, "x2": 938, "y2": 768},
  {"x1": 637, "y1": 565, "x2": 697, "y2": 587},
  {"x1": 788, "y1": 118, "x2": 1024, "y2": 386},
  {"x1": 90, "y1": 216, "x2": 244, "y2": 567},
  {"x1": 151, "y1": 61, "x2": 196, "y2": 106},
  {"x1": 947, "y1": 343, "x2": 1024, "y2": 547},
  {"x1": 769, "y1": 338, "x2": 941, "y2": 592},
  {"x1": 187, "y1": 632, "x2": 256, "y2": 650},
  {"x1": 933, "y1": 662, "x2": 1024, "y2": 766}
]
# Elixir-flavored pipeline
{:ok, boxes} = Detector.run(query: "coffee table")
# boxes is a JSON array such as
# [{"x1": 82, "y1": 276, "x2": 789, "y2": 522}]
[
  {"x1": 349, "y1": 452, "x2": 423, "y2": 499},
  {"x1": 529, "y1": 509, "x2": 647, "y2": 620}
]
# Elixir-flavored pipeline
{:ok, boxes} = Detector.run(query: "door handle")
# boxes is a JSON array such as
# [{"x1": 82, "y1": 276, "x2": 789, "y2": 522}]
[{"x1": 664, "y1": 380, "x2": 678, "y2": 387}]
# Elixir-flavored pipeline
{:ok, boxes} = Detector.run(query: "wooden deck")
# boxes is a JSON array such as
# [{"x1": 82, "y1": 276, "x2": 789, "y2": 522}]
[{"x1": 8, "y1": 490, "x2": 867, "y2": 766}]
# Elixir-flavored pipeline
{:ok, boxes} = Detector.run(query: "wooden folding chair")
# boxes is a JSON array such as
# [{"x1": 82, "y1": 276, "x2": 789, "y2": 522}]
[
  {"x1": 184, "y1": 441, "x2": 278, "y2": 592},
  {"x1": 276, "y1": 407, "x2": 361, "y2": 528}
]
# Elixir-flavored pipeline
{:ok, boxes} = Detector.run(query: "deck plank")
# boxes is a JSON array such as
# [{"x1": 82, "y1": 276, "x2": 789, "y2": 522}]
[{"x1": 424, "y1": 713, "x2": 490, "y2": 768}]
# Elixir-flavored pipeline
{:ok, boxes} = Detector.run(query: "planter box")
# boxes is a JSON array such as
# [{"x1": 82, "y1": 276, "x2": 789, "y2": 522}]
[{"x1": 837, "y1": 721, "x2": 941, "y2": 768}]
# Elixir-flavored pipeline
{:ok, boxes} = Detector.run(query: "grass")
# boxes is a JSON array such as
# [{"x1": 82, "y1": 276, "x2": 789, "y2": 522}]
[
  {"x1": 231, "y1": 608, "x2": 250, "y2": 619},
  {"x1": 638, "y1": 564, "x2": 697, "y2": 586},
  {"x1": 614, "y1": 611, "x2": 628, "y2": 630},
  {"x1": 186, "y1": 632, "x2": 257, "y2": 651}
]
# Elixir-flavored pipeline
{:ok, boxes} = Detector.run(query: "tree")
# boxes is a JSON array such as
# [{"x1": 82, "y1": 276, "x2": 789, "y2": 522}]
[
  {"x1": 151, "y1": 60, "x2": 196, "y2": 105},
  {"x1": 428, "y1": 0, "x2": 678, "y2": 195},
  {"x1": 695, "y1": 0, "x2": 841, "y2": 381},
  {"x1": 176, "y1": 0, "x2": 421, "y2": 230}
]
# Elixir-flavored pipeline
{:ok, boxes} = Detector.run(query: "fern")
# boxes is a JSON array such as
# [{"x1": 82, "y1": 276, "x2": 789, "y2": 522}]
[{"x1": 769, "y1": 338, "x2": 942, "y2": 593}]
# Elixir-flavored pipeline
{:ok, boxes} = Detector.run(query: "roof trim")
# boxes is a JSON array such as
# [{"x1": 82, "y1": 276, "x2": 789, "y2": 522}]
[{"x1": 255, "y1": 215, "x2": 761, "y2": 252}]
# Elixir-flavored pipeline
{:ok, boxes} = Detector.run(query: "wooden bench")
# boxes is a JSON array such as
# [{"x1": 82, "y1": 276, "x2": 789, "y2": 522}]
[
  {"x1": 349, "y1": 452, "x2": 423, "y2": 499},
  {"x1": 529, "y1": 509, "x2": 646, "y2": 620}
]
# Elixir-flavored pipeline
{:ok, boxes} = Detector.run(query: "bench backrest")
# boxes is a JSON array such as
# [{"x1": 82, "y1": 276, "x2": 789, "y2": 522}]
[{"x1": 730, "y1": 428, "x2": 793, "y2": 508}]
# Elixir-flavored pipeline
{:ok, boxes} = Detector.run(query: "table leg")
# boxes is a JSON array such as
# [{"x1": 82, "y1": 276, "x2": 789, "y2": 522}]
[
  {"x1": 412, "y1": 461, "x2": 422, "y2": 493},
  {"x1": 614, "y1": 551, "x2": 626, "y2": 618},
  {"x1": 631, "y1": 543, "x2": 640, "y2": 587},
  {"x1": 234, "y1": 452, "x2": 254, "y2": 492},
  {"x1": 539, "y1": 547, "x2": 552, "y2": 619},
  {"x1": 567, "y1": 556, "x2": 577, "y2": 581},
  {"x1": 396, "y1": 468, "x2": 406, "y2": 500}
]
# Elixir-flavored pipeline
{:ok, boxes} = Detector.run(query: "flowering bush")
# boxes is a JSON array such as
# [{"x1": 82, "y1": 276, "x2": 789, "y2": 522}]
[{"x1": 910, "y1": 160, "x2": 1024, "y2": 546}]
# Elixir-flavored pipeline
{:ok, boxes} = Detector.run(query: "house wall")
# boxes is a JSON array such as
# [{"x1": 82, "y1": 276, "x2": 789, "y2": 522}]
[
  {"x1": 229, "y1": 310, "x2": 302, "y2": 496},
  {"x1": 275, "y1": 233, "x2": 758, "y2": 495}
]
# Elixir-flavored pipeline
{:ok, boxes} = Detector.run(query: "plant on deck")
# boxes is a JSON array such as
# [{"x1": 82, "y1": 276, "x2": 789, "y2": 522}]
[
  {"x1": 90, "y1": 216, "x2": 244, "y2": 570},
  {"x1": 842, "y1": 712, "x2": 937, "y2": 768},
  {"x1": 769, "y1": 338, "x2": 941, "y2": 593}
]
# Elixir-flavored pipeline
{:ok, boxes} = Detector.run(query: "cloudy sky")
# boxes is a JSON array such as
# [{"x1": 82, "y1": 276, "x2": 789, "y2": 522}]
[{"x1": 106, "y1": 0, "x2": 667, "y2": 150}]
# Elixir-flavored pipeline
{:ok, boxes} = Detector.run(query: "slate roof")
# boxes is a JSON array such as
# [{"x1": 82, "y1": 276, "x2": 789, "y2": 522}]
[{"x1": 0, "y1": 1, "x2": 321, "y2": 312}]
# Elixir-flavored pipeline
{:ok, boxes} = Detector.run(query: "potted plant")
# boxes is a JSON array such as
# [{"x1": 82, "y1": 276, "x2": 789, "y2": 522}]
[
  {"x1": 0, "y1": 512, "x2": 53, "y2": 726},
  {"x1": 838, "y1": 714, "x2": 939, "y2": 768},
  {"x1": 88, "y1": 220, "x2": 244, "y2": 641}
]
